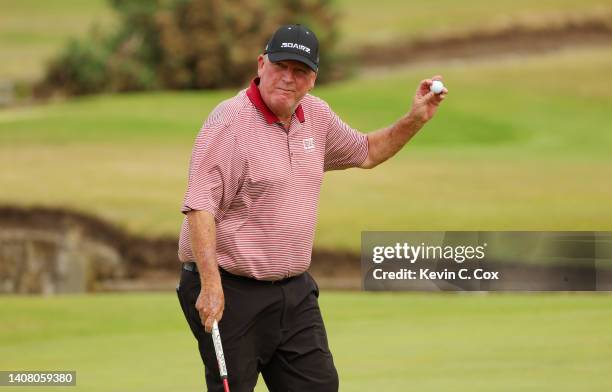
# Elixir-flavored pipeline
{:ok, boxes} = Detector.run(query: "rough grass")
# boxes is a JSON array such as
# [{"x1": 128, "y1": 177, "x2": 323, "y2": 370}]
[{"x1": 0, "y1": 292, "x2": 611, "y2": 391}]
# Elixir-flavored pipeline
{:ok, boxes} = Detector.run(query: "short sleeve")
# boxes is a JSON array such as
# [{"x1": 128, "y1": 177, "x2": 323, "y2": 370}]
[
  {"x1": 181, "y1": 121, "x2": 245, "y2": 220},
  {"x1": 323, "y1": 106, "x2": 369, "y2": 171}
]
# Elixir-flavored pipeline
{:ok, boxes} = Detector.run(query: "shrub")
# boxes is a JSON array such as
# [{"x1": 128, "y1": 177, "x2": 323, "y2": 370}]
[{"x1": 35, "y1": 0, "x2": 344, "y2": 97}]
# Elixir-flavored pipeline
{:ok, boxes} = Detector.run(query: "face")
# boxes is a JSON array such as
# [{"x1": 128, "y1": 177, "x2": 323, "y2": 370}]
[{"x1": 257, "y1": 54, "x2": 317, "y2": 119}]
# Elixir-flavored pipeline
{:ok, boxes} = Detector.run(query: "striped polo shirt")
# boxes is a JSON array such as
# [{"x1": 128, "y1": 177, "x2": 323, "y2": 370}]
[{"x1": 178, "y1": 78, "x2": 368, "y2": 281}]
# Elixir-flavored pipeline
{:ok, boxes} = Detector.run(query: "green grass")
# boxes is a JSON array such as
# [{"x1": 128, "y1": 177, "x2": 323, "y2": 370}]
[
  {"x1": 1, "y1": 0, "x2": 611, "y2": 81},
  {"x1": 0, "y1": 292, "x2": 611, "y2": 391},
  {"x1": 336, "y1": 0, "x2": 612, "y2": 46},
  {"x1": 0, "y1": 0, "x2": 114, "y2": 82},
  {"x1": 1, "y1": 47, "x2": 611, "y2": 250}
]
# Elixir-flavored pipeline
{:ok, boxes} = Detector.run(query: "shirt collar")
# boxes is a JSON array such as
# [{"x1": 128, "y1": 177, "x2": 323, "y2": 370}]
[{"x1": 246, "y1": 77, "x2": 305, "y2": 124}]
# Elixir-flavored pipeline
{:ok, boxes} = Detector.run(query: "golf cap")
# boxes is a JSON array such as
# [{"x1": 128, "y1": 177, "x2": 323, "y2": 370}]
[{"x1": 264, "y1": 24, "x2": 319, "y2": 72}]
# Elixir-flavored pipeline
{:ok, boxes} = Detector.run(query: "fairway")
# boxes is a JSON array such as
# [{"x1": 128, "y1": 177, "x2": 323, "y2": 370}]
[
  {"x1": 0, "y1": 292, "x2": 611, "y2": 391},
  {"x1": 1, "y1": 47, "x2": 611, "y2": 250}
]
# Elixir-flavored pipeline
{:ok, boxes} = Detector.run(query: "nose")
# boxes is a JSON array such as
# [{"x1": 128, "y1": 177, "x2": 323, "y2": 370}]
[{"x1": 280, "y1": 67, "x2": 295, "y2": 84}]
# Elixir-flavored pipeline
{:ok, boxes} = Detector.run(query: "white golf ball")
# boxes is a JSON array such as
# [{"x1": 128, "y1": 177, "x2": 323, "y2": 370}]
[{"x1": 430, "y1": 80, "x2": 444, "y2": 94}]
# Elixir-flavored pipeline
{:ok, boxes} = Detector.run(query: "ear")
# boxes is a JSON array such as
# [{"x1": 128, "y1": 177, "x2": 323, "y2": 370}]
[
  {"x1": 257, "y1": 54, "x2": 265, "y2": 78},
  {"x1": 308, "y1": 71, "x2": 317, "y2": 91}
]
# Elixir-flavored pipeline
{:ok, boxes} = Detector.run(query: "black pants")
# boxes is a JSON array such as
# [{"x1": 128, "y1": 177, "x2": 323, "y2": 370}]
[{"x1": 176, "y1": 266, "x2": 339, "y2": 392}]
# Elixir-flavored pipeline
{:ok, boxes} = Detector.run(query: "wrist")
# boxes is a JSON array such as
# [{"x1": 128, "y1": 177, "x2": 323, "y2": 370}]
[
  {"x1": 197, "y1": 263, "x2": 221, "y2": 286},
  {"x1": 406, "y1": 110, "x2": 427, "y2": 129}
]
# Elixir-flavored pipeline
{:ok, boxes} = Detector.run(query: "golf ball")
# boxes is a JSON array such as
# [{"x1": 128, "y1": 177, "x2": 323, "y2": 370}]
[{"x1": 430, "y1": 80, "x2": 444, "y2": 94}]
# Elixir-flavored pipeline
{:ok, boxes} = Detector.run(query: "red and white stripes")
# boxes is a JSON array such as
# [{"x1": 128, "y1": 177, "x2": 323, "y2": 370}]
[{"x1": 178, "y1": 79, "x2": 368, "y2": 281}]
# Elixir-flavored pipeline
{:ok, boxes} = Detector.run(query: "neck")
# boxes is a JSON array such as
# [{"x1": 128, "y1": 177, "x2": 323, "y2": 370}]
[
  {"x1": 266, "y1": 97, "x2": 294, "y2": 122},
  {"x1": 269, "y1": 105, "x2": 294, "y2": 129},
  {"x1": 278, "y1": 114, "x2": 292, "y2": 126}
]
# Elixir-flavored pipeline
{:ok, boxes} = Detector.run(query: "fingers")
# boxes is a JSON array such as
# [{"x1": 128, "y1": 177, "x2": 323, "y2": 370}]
[
  {"x1": 418, "y1": 79, "x2": 432, "y2": 95},
  {"x1": 196, "y1": 294, "x2": 224, "y2": 333},
  {"x1": 438, "y1": 87, "x2": 449, "y2": 99},
  {"x1": 420, "y1": 88, "x2": 448, "y2": 108},
  {"x1": 200, "y1": 300, "x2": 224, "y2": 333},
  {"x1": 423, "y1": 91, "x2": 435, "y2": 101},
  {"x1": 204, "y1": 314, "x2": 215, "y2": 333},
  {"x1": 197, "y1": 304, "x2": 210, "y2": 332},
  {"x1": 431, "y1": 93, "x2": 446, "y2": 104},
  {"x1": 433, "y1": 88, "x2": 448, "y2": 99},
  {"x1": 417, "y1": 75, "x2": 445, "y2": 97},
  {"x1": 203, "y1": 307, "x2": 224, "y2": 333},
  {"x1": 420, "y1": 75, "x2": 442, "y2": 86},
  {"x1": 427, "y1": 86, "x2": 449, "y2": 101}
]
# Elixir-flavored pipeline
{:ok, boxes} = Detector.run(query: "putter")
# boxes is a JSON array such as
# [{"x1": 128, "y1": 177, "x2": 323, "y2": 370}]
[{"x1": 212, "y1": 320, "x2": 230, "y2": 392}]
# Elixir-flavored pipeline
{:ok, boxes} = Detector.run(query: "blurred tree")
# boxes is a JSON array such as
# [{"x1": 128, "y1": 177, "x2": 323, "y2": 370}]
[{"x1": 35, "y1": 0, "x2": 342, "y2": 97}]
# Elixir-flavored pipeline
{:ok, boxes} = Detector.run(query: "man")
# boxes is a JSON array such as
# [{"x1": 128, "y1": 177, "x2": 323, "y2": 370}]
[{"x1": 176, "y1": 24, "x2": 447, "y2": 392}]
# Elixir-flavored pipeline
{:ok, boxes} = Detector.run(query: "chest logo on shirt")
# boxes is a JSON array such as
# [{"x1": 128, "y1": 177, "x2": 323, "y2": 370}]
[{"x1": 302, "y1": 138, "x2": 315, "y2": 151}]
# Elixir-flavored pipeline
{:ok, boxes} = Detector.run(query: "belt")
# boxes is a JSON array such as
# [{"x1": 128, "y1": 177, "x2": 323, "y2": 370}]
[
  {"x1": 182, "y1": 261, "x2": 199, "y2": 273},
  {"x1": 182, "y1": 261, "x2": 297, "y2": 285}
]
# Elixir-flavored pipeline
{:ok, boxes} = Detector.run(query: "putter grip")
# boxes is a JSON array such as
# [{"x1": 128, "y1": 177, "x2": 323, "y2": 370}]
[{"x1": 212, "y1": 320, "x2": 228, "y2": 378}]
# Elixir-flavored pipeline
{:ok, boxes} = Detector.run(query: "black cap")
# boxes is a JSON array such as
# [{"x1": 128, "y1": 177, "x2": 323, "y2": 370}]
[{"x1": 264, "y1": 24, "x2": 319, "y2": 72}]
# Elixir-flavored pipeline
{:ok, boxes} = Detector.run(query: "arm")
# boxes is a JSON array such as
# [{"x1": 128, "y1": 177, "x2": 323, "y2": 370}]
[
  {"x1": 181, "y1": 121, "x2": 244, "y2": 333},
  {"x1": 360, "y1": 75, "x2": 448, "y2": 169},
  {"x1": 187, "y1": 209, "x2": 224, "y2": 333}
]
